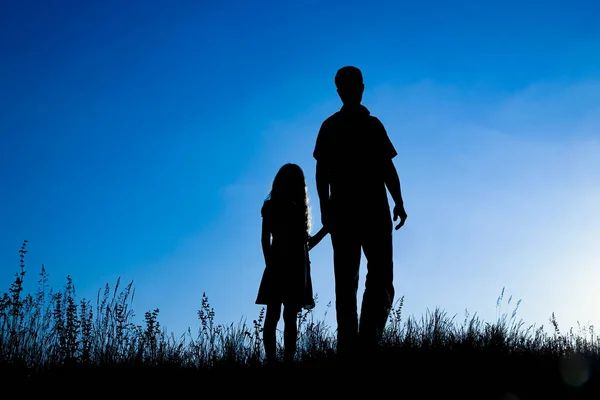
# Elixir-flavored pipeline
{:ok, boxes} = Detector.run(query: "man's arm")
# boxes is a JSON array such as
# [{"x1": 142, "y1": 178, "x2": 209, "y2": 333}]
[
  {"x1": 384, "y1": 159, "x2": 407, "y2": 230},
  {"x1": 384, "y1": 159, "x2": 402, "y2": 206},
  {"x1": 315, "y1": 160, "x2": 332, "y2": 229},
  {"x1": 314, "y1": 118, "x2": 335, "y2": 230},
  {"x1": 374, "y1": 116, "x2": 406, "y2": 230}
]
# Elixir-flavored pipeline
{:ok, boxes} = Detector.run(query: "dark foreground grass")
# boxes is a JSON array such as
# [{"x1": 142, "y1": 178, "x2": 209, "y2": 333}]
[{"x1": 1, "y1": 241, "x2": 599, "y2": 398}]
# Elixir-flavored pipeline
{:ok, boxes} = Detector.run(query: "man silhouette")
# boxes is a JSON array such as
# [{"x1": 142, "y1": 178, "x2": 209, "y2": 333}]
[{"x1": 313, "y1": 66, "x2": 407, "y2": 362}]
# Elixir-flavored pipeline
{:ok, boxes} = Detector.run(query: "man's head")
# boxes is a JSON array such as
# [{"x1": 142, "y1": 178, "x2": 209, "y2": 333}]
[{"x1": 335, "y1": 66, "x2": 364, "y2": 106}]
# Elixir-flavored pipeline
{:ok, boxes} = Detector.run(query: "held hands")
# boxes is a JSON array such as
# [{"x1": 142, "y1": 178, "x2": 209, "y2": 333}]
[
  {"x1": 393, "y1": 203, "x2": 407, "y2": 230},
  {"x1": 308, "y1": 236, "x2": 318, "y2": 251},
  {"x1": 308, "y1": 226, "x2": 328, "y2": 251}
]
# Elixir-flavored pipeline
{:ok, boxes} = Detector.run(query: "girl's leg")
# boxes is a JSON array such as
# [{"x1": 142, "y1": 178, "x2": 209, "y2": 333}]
[
  {"x1": 282, "y1": 305, "x2": 299, "y2": 364},
  {"x1": 264, "y1": 303, "x2": 282, "y2": 364}
]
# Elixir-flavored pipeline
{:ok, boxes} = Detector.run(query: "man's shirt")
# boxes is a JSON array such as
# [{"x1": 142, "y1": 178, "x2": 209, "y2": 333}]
[{"x1": 313, "y1": 104, "x2": 397, "y2": 229}]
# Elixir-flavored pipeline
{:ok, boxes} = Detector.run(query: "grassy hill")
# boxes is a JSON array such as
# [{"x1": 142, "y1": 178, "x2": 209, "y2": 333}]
[{"x1": 1, "y1": 241, "x2": 598, "y2": 398}]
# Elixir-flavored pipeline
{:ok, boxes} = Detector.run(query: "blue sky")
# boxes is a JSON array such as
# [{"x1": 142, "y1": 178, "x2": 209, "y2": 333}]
[{"x1": 1, "y1": 0, "x2": 599, "y2": 339}]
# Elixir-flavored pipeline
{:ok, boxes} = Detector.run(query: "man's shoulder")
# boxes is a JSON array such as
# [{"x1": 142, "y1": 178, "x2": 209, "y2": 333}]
[
  {"x1": 261, "y1": 199, "x2": 272, "y2": 216},
  {"x1": 322, "y1": 108, "x2": 383, "y2": 125},
  {"x1": 366, "y1": 114, "x2": 383, "y2": 125},
  {"x1": 314, "y1": 112, "x2": 341, "y2": 159},
  {"x1": 320, "y1": 111, "x2": 343, "y2": 128},
  {"x1": 316, "y1": 110, "x2": 385, "y2": 141}
]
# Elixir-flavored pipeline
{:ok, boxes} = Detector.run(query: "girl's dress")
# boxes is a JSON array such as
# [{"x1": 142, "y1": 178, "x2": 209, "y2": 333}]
[{"x1": 255, "y1": 199, "x2": 315, "y2": 310}]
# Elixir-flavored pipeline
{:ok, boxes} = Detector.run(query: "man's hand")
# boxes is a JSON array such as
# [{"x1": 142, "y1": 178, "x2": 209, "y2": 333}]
[{"x1": 393, "y1": 203, "x2": 407, "y2": 230}]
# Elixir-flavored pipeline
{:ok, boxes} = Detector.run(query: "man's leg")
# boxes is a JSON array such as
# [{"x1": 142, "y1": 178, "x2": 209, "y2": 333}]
[
  {"x1": 331, "y1": 230, "x2": 361, "y2": 362},
  {"x1": 359, "y1": 230, "x2": 394, "y2": 356}
]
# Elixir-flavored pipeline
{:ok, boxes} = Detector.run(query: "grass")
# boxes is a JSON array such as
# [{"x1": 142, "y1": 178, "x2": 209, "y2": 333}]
[{"x1": 1, "y1": 240, "x2": 599, "y2": 398}]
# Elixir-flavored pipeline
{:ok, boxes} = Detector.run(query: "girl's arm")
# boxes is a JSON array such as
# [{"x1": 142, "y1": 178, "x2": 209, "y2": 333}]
[
  {"x1": 308, "y1": 226, "x2": 328, "y2": 251},
  {"x1": 261, "y1": 216, "x2": 271, "y2": 265}
]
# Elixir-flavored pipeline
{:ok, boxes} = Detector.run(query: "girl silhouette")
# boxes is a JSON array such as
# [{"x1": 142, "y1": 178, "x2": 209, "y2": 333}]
[{"x1": 255, "y1": 163, "x2": 327, "y2": 365}]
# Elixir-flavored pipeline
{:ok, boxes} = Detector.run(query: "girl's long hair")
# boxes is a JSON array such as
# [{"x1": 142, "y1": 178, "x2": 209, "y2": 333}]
[{"x1": 267, "y1": 163, "x2": 311, "y2": 234}]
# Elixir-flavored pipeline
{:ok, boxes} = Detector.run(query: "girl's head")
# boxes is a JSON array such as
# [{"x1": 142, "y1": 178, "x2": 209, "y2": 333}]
[
  {"x1": 268, "y1": 163, "x2": 311, "y2": 233},
  {"x1": 271, "y1": 163, "x2": 306, "y2": 201}
]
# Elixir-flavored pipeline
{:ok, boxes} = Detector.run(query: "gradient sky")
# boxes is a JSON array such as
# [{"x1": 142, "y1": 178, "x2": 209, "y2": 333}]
[{"x1": 1, "y1": 0, "x2": 599, "y2": 340}]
